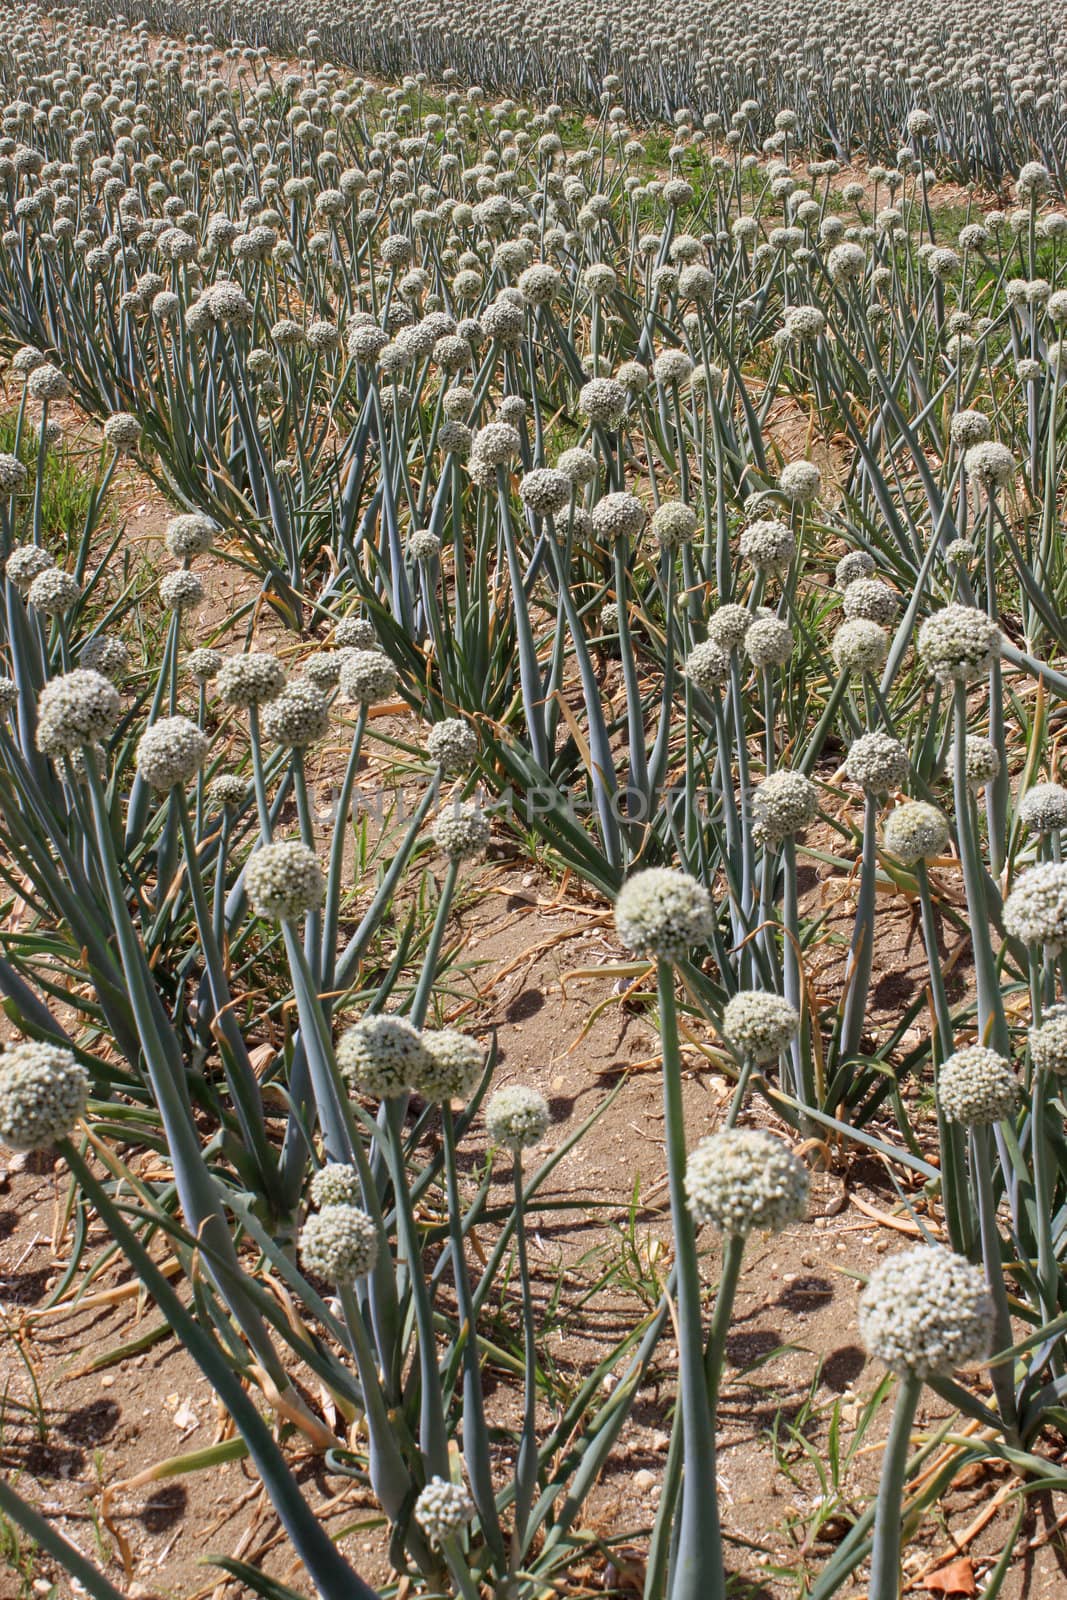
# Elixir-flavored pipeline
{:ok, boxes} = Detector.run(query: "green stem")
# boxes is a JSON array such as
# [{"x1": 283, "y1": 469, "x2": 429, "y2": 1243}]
[
  {"x1": 385, "y1": 1096, "x2": 449, "y2": 1477},
  {"x1": 1031, "y1": 1066, "x2": 1062, "y2": 1335},
  {"x1": 761, "y1": 666, "x2": 776, "y2": 776},
  {"x1": 337, "y1": 1282, "x2": 417, "y2": 1527},
  {"x1": 952, "y1": 683, "x2": 1009, "y2": 1054},
  {"x1": 281, "y1": 923, "x2": 362, "y2": 1164},
  {"x1": 867, "y1": 1372, "x2": 921, "y2": 1600},
  {"x1": 247, "y1": 704, "x2": 274, "y2": 842},
  {"x1": 915, "y1": 862, "x2": 967, "y2": 1254},
  {"x1": 440, "y1": 1530, "x2": 482, "y2": 1600},
  {"x1": 657, "y1": 960, "x2": 724, "y2": 1600},
  {"x1": 969, "y1": 1127, "x2": 1020, "y2": 1440},
  {"x1": 511, "y1": 1147, "x2": 539, "y2": 1563},
  {"x1": 320, "y1": 704, "x2": 367, "y2": 990},
  {"x1": 281, "y1": 927, "x2": 400, "y2": 1378},
  {"x1": 781, "y1": 835, "x2": 812, "y2": 1113},
  {"x1": 704, "y1": 1233, "x2": 745, "y2": 1415},
  {"x1": 644, "y1": 1403, "x2": 682, "y2": 1600},
  {"x1": 839, "y1": 793, "x2": 879, "y2": 1061},
  {"x1": 175, "y1": 789, "x2": 280, "y2": 1205},
  {"x1": 291, "y1": 751, "x2": 322, "y2": 976},
  {"x1": 31, "y1": 399, "x2": 47, "y2": 548},
  {"x1": 914, "y1": 863, "x2": 955, "y2": 1055},
  {"x1": 411, "y1": 858, "x2": 458, "y2": 1028},
  {"x1": 441, "y1": 1108, "x2": 504, "y2": 1557},
  {"x1": 725, "y1": 1055, "x2": 756, "y2": 1128}
]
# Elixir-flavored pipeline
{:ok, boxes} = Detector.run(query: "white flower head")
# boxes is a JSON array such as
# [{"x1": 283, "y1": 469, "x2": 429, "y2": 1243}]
[
  {"x1": 1003, "y1": 863, "x2": 1067, "y2": 952},
  {"x1": 136, "y1": 716, "x2": 208, "y2": 790},
  {"x1": 245, "y1": 841, "x2": 325, "y2": 923},
  {"x1": 300, "y1": 1205, "x2": 378, "y2": 1283},
  {"x1": 0, "y1": 1042, "x2": 89, "y2": 1150},
  {"x1": 917, "y1": 605, "x2": 1001, "y2": 685},
  {"x1": 686, "y1": 1129, "x2": 809, "y2": 1235},
  {"x1": 615, "y1": 868, "x2": 715, "y2": 963},
  {"x1": 859, "y1": 1246, "x2": 994, "y2": 1378},
  {"x1": 336, "y1": 1016, "x2": 430, "y2": 1099},
  {"x1": 937, "y1": 1046, "x2": 1018, "y2": 1126},
  {"x1": 720, "y1": 991, "x2": 800, "y2": 1062},
  {"x1": 414, "y1": 1476, "x2": 475, "y2": 1549},
  {"x1": 485, "y1": 1084, "x2": 550, "y2": 1151}
]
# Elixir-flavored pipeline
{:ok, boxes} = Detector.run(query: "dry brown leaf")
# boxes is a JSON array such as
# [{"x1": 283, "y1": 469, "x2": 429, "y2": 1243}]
[
  {"x1": 849, "y1": 1192, "x2": 926, "y2": 1235},
  {"x1": 248, "y1": 1042, "x2": 276, "y2": 1076},
  {"x1": 923, "y1": 1557, "x2": 977, "y2": 1596}
]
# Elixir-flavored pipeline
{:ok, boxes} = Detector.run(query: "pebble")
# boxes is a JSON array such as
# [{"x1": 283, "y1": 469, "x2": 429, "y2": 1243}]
[{"x1": 634, "y1": 1469, "x2": 655, "y2": 1492}]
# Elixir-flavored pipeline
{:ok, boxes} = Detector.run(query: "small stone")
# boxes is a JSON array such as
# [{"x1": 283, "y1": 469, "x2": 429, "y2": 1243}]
[{"x1": 634, "y1": 1469, "x2": 655, "y2": 1492}]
